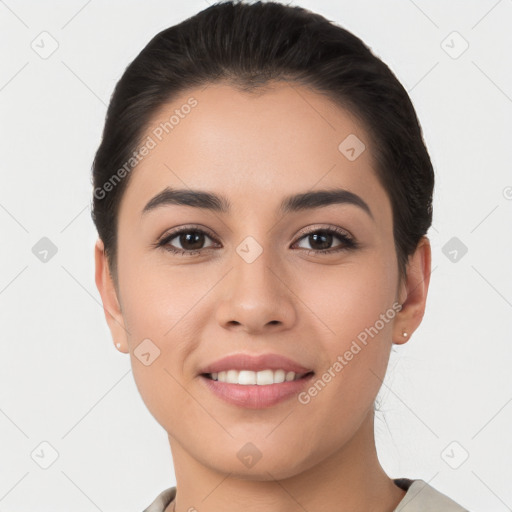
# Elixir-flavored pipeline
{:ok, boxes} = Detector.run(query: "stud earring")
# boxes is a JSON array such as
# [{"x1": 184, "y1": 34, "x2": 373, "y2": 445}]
[
  {"x1": 116, "y1": 342, "x2": 122, "y2": 349},
  {"x1": 402, "y1": 331, "x2": 408, "y2": 337}
]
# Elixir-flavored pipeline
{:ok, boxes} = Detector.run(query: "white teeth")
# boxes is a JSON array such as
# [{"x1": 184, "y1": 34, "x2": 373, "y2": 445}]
[
  {"x1": 209, "y1": 369, "x2": 306, "y2": 385},
  {"x1": 285, "y1": 371, "x2": 296, "y2": 382}
]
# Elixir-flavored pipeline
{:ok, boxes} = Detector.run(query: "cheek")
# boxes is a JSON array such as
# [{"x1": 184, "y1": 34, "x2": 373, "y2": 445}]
[
  {"x1": 116, "y1": 254, "x2": 203, "y2": 410},
  {"x1": 297, "y1": 255, "x2": 397, "y2": 340},
  {"x1": 121, "y1": 266, "x2": 205, "y2": 430},
  {"x1": 119, "y1": 254, "x2": 205, "y2": 340},
  {"x1": 295, "y1": 257, "x2": 396, "y2": 394}
]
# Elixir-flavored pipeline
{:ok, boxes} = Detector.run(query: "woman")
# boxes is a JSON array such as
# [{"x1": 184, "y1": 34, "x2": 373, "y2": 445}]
[{"x1": 92, "y1": 1, "x2": 469, "y2": 511}]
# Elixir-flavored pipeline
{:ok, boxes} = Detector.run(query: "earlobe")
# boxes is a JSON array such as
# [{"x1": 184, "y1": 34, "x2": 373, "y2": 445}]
[
  {"x1": 94, "y1": 238, "x2": 129, "y2": 352},
  {"x1": 393, "y1": 236, "x2": 432, "y2": 345}
]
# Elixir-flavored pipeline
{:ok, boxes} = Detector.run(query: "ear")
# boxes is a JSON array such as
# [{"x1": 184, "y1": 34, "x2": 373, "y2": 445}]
[
  {"x1": 94, "y1": 238, "x2": 129, "y2": 352},
  {"x1": 393, "y1": 236, "x2": 432, "y2": 345}
]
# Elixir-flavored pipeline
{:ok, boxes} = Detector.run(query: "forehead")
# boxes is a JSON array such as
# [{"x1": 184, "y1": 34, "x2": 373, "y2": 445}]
[{"x1": 118, "y1": 81, "x2": 391, "y2": 224}]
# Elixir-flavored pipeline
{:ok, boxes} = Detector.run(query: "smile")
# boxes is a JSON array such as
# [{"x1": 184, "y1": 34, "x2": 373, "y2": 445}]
[{"x1": 199, "y1": 371, "x2": 315, "y2": 409}]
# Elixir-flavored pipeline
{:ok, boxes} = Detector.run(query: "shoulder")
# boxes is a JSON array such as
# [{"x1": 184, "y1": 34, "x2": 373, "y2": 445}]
[
  {"x1": 142, "y1": 480, "x2": 471, "y2": 512},
  {"x1": 142, "y1": 486, "x2": 176, "y2": 512},
  {"x1": 393, "y1": 479, "x2": 470, "y2": 512}
]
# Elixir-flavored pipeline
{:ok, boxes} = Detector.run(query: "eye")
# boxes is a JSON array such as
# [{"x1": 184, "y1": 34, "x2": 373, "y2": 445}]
[
  {"x1": 156, "y1": 225, "x2": 358, "y2": 257},
  {"x1": 157, "y1": 226, "x2": 219, "y2": 256},
  {"x1": 292, "y1": 227, "x2": 357, "y2": 255}
]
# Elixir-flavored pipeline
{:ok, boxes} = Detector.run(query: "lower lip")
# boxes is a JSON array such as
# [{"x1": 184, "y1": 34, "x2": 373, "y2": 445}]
[{"x1": 199, "y1": 373, "x2": 315, "y2": 409}]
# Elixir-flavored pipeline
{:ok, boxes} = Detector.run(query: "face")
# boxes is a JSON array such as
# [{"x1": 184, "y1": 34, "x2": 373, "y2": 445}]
[{"x1": 96, "y1": 81, "x2": 427, "y2": 480}]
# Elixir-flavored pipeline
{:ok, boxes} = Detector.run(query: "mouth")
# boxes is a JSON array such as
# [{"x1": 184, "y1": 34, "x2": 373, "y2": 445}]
[
  {"x1": 198, "y1": 370, "x2": 315, "y2": 409},
  {"x1": 197, "y1": 352, "x2": 315, "y2": 407}
]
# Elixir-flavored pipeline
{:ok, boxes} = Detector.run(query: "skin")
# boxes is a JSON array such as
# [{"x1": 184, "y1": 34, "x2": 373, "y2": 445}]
[{"x1": 95, "y1": 81, "x2": 431, "y2": 512}]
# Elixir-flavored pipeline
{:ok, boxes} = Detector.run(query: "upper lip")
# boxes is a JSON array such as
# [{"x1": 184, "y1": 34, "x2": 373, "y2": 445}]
[{"x1": 199, "y1": 353, "x2": 314, "y2": 375}]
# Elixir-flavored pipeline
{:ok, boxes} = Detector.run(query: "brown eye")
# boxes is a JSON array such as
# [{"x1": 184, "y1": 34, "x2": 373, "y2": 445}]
[
  {"x1": 157, "y1": 225, "x2": 357, "y2": 257},
  {"x1": 304, "y1": 231, "x2": 334, "y2": 251},
  {"x1": 158, "y1": 228, "x2": 218, "y2": 255},
  {"x1": 294, "y1": 228, "x2": 357, "y2": 254},
  {"x1": 175, "y1": 231, "x2": 207, "y2": 250}
]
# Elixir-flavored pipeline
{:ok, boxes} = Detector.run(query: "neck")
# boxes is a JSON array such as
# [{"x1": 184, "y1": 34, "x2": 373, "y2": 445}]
[{"x1": 166, "y1": 409, "x2": 406, "y2": 512}]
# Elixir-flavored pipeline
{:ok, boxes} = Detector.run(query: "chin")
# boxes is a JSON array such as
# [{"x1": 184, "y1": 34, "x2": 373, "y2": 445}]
[{"x1": 196, "y1": 443, "x2": 313, "y2": 481}]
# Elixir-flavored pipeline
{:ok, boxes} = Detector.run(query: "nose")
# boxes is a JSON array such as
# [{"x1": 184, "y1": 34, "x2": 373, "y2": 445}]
[{"x1": 214, "y1": 243, "x2": 297, "y2": 334}]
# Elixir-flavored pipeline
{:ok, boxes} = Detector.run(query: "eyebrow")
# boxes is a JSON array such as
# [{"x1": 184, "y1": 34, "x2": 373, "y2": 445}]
[{"x1": 142, "y1": 186, "x2": 374, "y2": 220}]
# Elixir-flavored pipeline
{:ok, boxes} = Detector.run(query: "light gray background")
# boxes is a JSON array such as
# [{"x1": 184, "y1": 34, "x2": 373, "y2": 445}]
[{"x1": 1, "y1": 1, "x2": 511, "y2": 511}]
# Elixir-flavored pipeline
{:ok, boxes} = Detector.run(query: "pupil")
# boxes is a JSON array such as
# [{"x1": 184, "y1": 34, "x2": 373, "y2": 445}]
[
  {"x1": 310, "y1": 232, "x2": 332, "y2": 250},
  {"x1": 181, "y1": 231, "x2": 204, "y2": 250}
]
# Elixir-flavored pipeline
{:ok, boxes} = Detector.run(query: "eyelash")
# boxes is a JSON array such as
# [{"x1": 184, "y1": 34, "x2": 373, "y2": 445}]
[{"x1": 155, "y1": 225, "x2": 359, "y2": 257}]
